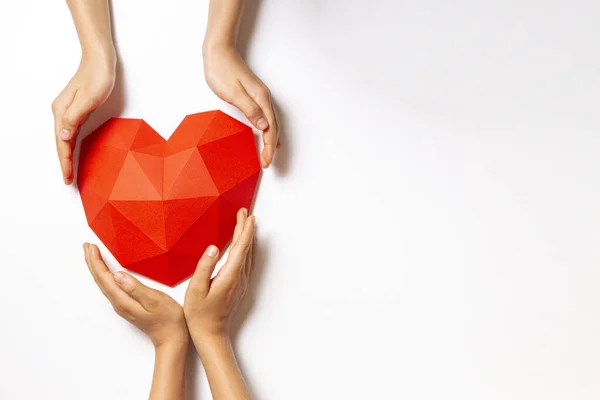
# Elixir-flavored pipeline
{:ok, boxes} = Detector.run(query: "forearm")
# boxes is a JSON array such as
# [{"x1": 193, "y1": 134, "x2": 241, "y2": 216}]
[
  {"x1": 204, "y1": 0, "x2": 245, "y2": 52},
  {"x1": 149, "y1": 342, "x2": 188, "y2": 400},
  {"x1": 65, "y1": 0, "x2": 115, "y2": 59},
  {"x1": 194, "y1": 333, "x2": 252, "y2": 400}
]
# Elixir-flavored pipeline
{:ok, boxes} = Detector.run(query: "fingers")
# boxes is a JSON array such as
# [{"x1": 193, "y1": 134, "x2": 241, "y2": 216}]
[
  {"x1": 83, "y1": 243, "x2": 143, "y2": 315},
  {"x1": 244, "y1": 236, "x2": 255, "y2": 280},
  {"x1": 214, "y1": 215, "x2": 255, "y2": 285},
  {"x1": 243, "y1": 82, "x2": 279, "y2": 168},
  {"x1": 112, "y1": 272, "x2": 161, "y2": 312},
  {"x1": 52, "y1": 86, "x2": 77, "y2": 185},
  {"x1": 231, "y1": 208, "x2": 248, "y2": 246},
  {"x1": 52, "y1": 88, "x2": 97, "y2": 184},
  {"x1": 229, "y1": 215, "x2": 255, "y2": 267},
  {"x1": 232, "y1": 84, "x2": 269, "y2": 133},
  {"x1": 54, "y1": 135, "x2": 74, "y2": 185},
  {"x1": 61, "y1": 90, "x2": 96, "y2": 141},
  {"x1": 274, "y1": 108, "x2": 281, "y2": 149},
  {"x1": 188, "y1": 244, "x2": 220, "y2": 296}
]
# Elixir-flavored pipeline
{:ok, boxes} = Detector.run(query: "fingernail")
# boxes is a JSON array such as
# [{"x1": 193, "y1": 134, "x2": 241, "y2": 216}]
[
  {"x1": 60, "y1": 129, "x2": 71, "y2": 140},
  {"x1": 114, "y1": 272, "x2": 127, "y2": 284},
  {"x1": 256, "y1": 118, "x2": 268, "y2": 130},
  {"x1": 205, "y1": 245, "x2": 218, "y2": 257},
  {"x1": 82, "y1": 243, "x2": 88, "y2": 254},
  {"x1": 242, "y1": 208, "x2": 248, "y2": 218}
]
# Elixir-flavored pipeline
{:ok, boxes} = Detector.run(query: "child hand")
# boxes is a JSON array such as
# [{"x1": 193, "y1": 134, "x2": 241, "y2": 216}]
[
  {"x1": 183, "y1": 208, "x2": 255, "y2": 341},
  {"x1": 52, "y1": 52, "x2": 116, "y2": 185},
  {"x1": 83, "y1": 243, "x2": 189, "y2": 349},
  {"x1": 204, "y1": 44, "x2": 279, "y2": 168}
]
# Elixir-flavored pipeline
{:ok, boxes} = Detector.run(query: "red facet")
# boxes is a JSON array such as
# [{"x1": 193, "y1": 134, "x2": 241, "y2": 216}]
[{"x1": 78, "y1": 110, "x2": 261, "y2": 287}]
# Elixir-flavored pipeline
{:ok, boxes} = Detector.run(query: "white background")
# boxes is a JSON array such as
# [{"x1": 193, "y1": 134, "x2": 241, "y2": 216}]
[{"x1": 1, "y1": 0, "x2": 600, "y2": 399}]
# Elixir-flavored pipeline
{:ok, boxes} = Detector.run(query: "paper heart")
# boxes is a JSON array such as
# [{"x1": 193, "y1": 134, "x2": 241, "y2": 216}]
[{"x1": 78, "y1": 111, "x2": 260, "y2": 286}]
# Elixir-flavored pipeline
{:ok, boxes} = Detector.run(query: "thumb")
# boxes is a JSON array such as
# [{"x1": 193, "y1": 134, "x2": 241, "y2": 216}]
[
  {"x1": 232, "y1": 88, "x2": 268, "y2": 131},
  {"x1": 113, "y1": 271, "x2": 160, "y2": 309},
  {"x1": 60, "y1": 94, "x2": 95, "y2": 141},
  {"x1": 188, "y1": 245, "x2": 220, "y2": 296}
]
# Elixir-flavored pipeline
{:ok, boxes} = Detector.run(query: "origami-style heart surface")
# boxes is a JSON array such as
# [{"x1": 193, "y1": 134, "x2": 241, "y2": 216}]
[{"x1": 78, "y1": 111, "x2": 260, "y2": 286}]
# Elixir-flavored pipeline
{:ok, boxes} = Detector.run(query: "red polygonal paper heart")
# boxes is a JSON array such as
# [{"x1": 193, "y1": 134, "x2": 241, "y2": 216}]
[{"x1": 78, "y1": 111, "x2": 260, "y2": 287}]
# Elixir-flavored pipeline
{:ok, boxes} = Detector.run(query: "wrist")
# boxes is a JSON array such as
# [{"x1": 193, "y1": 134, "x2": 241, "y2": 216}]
[
  {"x1": 191, "y1": 330, "x2": 231, "y2": 353},
  {"x1": 81, "y1": 42, "x2": 117, "y2": 68},
  {"x1": 202, "y1": 39, "x2": 235, "y2": 59},
  {"x1": 154, "y1": 338, "x2": 189, "y2": 355}
]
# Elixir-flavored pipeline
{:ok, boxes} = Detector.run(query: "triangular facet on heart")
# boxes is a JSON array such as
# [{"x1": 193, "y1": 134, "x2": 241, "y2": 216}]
[
  {"x1": 90, "y1": 203, "x2": 121, "y2": 260},
  {"x1": 107, "y1": 204, "x2": 165, "y2": 265},
  {"x1": 110, "y1": 153, "x2": 162, "y2": 200},
  {"x1": 216, "y1": 172, "x2": 260, "y2": 245},
  {"x1": 198, "y1": 131, "x2": 259, "y2": 194},
  {"x1": 169, "y1": 198, "x2": 221, "y2": 257},
  {"x1": 163, "y1": 196, "x2": 218, "y2": 248},
  {"x1": 165, "y1": 149, "x2": 219, "y2": 200},
  {"x1": 197, "y1": 110, "x2": 250, "y2": 146},
  {"x1": 79, "y1": 144, "x2": 128, "y2": 199},
  {"x1": 163, "y1": 148, "x2": 194, "y2": 196},
  {"x1": 167, "y1": 253, "x2": 202, "y2": 286},
  {"x1": 132, "y1": 151, "x2": 164, "y2": 196},
  {"x1": 131, "y1": 122, "x2": 166, "y2": 154},
  {"x1": 127, "y1": 253, "x2": 170, "y2": 285},
  {"x1": 81, "y1": 189, "x2": 108, "y2": 226},
  {"x1": 164, "y1": 112, "x2": 218, "y2": 156},
  {"x1": 110, "y1": 200, "x2": 167, "y2": 250},
  {"x1": 95, "y1": 119, "x2": 146, "y2": 150}
]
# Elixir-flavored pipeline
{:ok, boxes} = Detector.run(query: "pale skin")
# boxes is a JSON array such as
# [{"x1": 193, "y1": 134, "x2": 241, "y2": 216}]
[
  {"x1": 84, "y1": 208, "x2": 255, "y2": 400},
  {"x1": 53, "y1": 0, "x2": 279, "y2": 184}
]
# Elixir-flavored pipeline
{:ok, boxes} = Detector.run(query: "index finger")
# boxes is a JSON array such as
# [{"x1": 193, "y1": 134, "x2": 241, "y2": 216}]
[
  {"x1": 213, "y1": 216, "x2": 255, "y2": 284},
  {"x1": 53, "y1": 89, "x2": 76, "y2": 185},
  {"x1": 54, "y1": 135, "x2": 74, "y2": 185},
  {"x1": 258, "y1": 101, "x2": 279, "y2": 168}
]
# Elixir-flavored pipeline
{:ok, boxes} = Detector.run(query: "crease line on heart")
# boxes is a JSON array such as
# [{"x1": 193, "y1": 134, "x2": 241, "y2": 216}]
[
  {"x1": 165, "y1": 197, "x2": 220, "y2": 257},
  {"x1": 163, "y1": 195, "x2": 220, "y2": 250},
  {"x1": 168, "y1": 111, "x2": 219, "y2": 146},
  {"x1": 166, "y1": 171, "x2": 260, "y2": 256},
  {"x1": 108, "y1": 200, "x2": 169, "y2": 252},
  {"x1": 163, "y1": 149, "x2": 219, "y2": 200}
]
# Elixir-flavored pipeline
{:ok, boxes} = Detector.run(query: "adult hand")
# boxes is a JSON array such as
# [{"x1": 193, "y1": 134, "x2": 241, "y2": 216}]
[
  {"x1": 83, "y1": 243, "x2": 189, "y2": 349},
  {"x1": 52, "y1": 52, "x2": 116, "y2": 184},
  {"x1": 183, "y1": 208, "x2": 255, "y2": 340},
  {"x1": 204, "y1": 44, "x2": 279, "y2": 168},
  {"x1": 183, "y1": 208, "x2": 255, "y2": 400}
]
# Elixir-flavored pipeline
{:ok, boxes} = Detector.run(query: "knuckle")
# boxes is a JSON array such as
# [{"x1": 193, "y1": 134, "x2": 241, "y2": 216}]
[
  {"x1": 185, "y1": 287, "x2": 205, "y2": 303},
  {"x1": 112, "y1": 304, "x2": 126, "y2": 316},
  {"x1": 126, "y1": 284, "x2": 138, "y2": 297},
  {"x1": 221, "y1": 90, "x2": 236, "y2": 103},
  {"x1": 145, "y1": 296, "x2": 159, "y2": 310},
  {"x1": 62, "y1": 114, "x2": 77, "y2": 128},
  {"x1": 245, "y1": 103, "x2": 261, "y2": 117},
  {"x1": 257, "y1": 87, "x2": 271, "y2": 103},
  {"x1": 51, "y1": 100, "x2": 60, "y2": 114}
]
